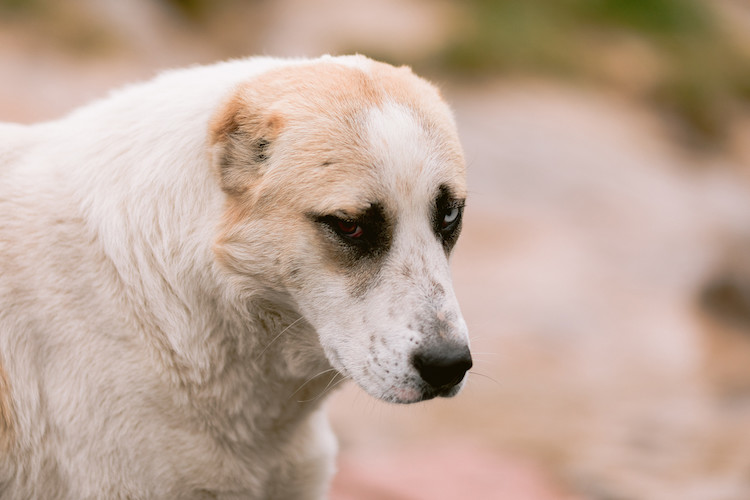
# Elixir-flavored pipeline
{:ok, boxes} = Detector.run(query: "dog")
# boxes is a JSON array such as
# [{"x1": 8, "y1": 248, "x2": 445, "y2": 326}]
[{"x1": 0, "y1": 55, "x2": 471, "y2": 499}]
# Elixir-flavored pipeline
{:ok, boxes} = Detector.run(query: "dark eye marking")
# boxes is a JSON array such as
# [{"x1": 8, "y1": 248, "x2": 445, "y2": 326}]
[
  {"x1": 312, "y1": 203, "x2": 391, "y2": 261},
  {"x1": 433, "y1": 185, "x2": 465, "y2": 252}
]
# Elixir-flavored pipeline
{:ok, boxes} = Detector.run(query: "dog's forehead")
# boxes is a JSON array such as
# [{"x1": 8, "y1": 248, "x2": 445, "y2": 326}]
[
  {"x1": 293, "y1": 102, "x2": 466, "y2": 217},
  {"x1": 363, "y1": 101, "x2": 466, "y2": 203},
  {"x1": 247, "y1": 60, "x2": 466, "y2": 213}
]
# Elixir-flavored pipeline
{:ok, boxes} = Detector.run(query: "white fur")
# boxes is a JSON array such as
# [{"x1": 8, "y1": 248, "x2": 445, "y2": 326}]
[{"x1": 0, "y1": 55, "x2": 468, "y2": 499}]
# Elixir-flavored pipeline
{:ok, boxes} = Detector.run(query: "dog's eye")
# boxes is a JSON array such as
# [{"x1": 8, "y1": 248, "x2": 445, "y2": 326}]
[
  {"x1": 433, "y1": 186, "x2": 465, "y2": 253},
  {"x1": 440, "y1": 206, "x2": 463, "y2": 234},
  {"x1": 335, "y1": 219, "x2": 364, "y2": 239},
  {"x1": 442, "y1": 207, "x2": 460, "y2": 229},
  {"x1": 312, "y1": 204, "x2": 389, "y2": 260}
]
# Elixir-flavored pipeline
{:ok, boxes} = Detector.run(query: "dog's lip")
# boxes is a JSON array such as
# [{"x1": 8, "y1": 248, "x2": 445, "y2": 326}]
[
  {"x1": 387, "y1": 386, "x2": 423, "y2": 404},
  {"x1": 382, "y1": 378, "x2": 464, "y2": 404}
]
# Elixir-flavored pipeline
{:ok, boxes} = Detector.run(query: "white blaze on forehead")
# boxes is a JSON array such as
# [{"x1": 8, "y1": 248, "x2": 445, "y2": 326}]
[{"x1": 364, "y1": 101, "x2": 445, "y2": 206}]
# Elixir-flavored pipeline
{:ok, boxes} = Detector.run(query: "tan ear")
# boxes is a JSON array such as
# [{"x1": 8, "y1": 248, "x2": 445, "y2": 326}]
[{"x1": 209, "y1": 87, "x2": 284, "y2": 196}]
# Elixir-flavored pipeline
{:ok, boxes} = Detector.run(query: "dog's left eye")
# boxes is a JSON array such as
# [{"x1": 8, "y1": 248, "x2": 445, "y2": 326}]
[
  {"x1": 433, "y1": 186, "x2": 465, "y2": 253},
  {"x1": 440, "y1": 206, "x2": 463, "y2": 234},
  {"x1": 442, "y1": 207, "x2": 460, "y2": 229}
]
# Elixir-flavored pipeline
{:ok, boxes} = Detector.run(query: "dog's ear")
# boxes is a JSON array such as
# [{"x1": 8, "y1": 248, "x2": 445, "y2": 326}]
[{"x1": 210, "y1": 89, "x2": 284, "y2": 196}]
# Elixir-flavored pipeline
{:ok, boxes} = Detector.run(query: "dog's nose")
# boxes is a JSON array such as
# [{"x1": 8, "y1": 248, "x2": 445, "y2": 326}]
[{"x1": 412, "y1": 343, "x2": 472, "y2": 391}]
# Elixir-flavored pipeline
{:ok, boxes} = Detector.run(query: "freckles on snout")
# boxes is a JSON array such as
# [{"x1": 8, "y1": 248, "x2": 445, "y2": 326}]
[{"x1": 365, "y1": 286, "x2": 471, "y2": 403}]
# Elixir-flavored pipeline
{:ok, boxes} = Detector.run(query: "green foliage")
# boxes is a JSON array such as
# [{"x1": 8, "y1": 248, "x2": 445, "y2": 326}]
[
  {"x1": 0, "y1": 0, "x2": 119, "y2": 57},
  {"x1": 435, "y1": 0, "x2": 750, "y2": 148},
  {"x1": 440, "y1": 0, "x2": 719, "y2": 72},
  {"x1": 161, "y1": 0, "x2": 262, "y2": 22},
  {"x1": 580, "y1": 0, "x2": 713, "y2": 36},
  {"x1": 0, "y1": 0, "x2": 42, "y2": 15},
  {"x1": 162, "y1": 0, "x2": 212, "y2": 20},
  {"x1": 440, "y1": 1, "x2": 577, "y2": 75}
]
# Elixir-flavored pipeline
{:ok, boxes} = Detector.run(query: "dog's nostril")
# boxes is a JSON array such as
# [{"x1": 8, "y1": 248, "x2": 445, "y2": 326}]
[{"x1": 412, "y1": 344, "x2": 472, "y2": 390}]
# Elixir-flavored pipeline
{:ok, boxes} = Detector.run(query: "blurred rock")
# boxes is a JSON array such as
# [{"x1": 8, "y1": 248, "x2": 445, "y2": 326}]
[{"x1": 699, "y1": 248, "x2": 750, "y2": 398}]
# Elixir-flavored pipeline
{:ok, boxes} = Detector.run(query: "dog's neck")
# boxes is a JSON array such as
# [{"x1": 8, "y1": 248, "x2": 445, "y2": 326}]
[
  {"x1": 131, "y1": 275, "x2": 338, "y2": 446},
  {"x1": 197, "y1": 298, "x2": 338, "y2": 448}
]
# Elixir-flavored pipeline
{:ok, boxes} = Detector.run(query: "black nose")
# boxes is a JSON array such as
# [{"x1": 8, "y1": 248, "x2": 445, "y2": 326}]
[{"x1": 412, "y1": 343, "x2": 472, "y2": 391}]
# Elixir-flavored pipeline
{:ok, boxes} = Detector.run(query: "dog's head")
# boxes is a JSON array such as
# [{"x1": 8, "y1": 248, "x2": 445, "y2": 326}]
[{"x1": 210, "y1": 56, "x2": 471, "y2": 403}]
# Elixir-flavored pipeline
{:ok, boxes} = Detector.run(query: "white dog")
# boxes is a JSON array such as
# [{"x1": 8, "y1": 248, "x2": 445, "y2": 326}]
[{"x1": 0, "y1": 55, "x2": 471, "y2": 499}]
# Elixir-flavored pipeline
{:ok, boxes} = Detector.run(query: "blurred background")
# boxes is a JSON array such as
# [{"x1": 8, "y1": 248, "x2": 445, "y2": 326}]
[{"x1": 3, "y1": 0, "x2": 750, "y2": 498}]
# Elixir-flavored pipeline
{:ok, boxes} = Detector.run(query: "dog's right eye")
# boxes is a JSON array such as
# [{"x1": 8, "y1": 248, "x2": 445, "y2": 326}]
[
  {"x1": 317, "y1": 215, "x2": 367, "y2": 244},
  {"x1": 313, "y1": 204, "x2": 390, "y2": 261},
  {"x1": 335, "y1": 219, "x2": 364, "y2": 239}
]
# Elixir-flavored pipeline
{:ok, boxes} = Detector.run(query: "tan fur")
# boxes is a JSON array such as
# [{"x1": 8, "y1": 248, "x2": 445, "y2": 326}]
[
  {"x1": 0, "y1": 357, "x2": 14, "y2": 453},
  {"x1": 210, "y1": 63, "x2": 379, "y2": 195},
  {"x1": 211, "y1": 63, "x2": 385, "y2": 276}
]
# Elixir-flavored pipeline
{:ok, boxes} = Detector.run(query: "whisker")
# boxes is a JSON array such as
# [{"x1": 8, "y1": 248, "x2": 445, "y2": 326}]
[
  {"x1": 288, "y1": 368, "x2": 339, "y2": 401},
  {"x1": 255, "y1": 316, "x2": 305, "y2": 360},
  {"x1": 471, "y1": 357, "x2": 499, "y2": 366},
  {"x1": 297, "y1": 374, "x2": 350, "y2": 404},
  {"x1": 468, "y1": 370, "x2": 501, "y2": 386}
]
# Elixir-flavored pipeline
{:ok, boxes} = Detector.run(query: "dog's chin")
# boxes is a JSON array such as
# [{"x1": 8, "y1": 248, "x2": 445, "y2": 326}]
[{"x1": 367, "y1": 378, "x2": 467, "y2": 405}]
